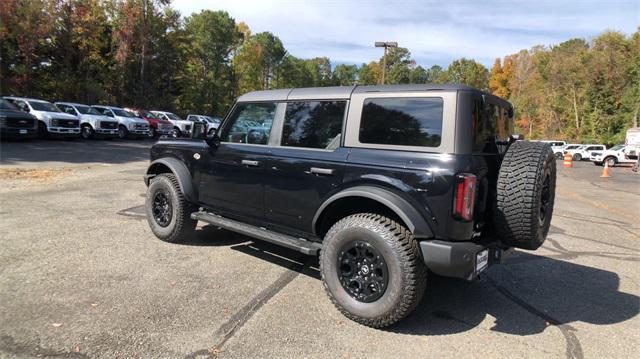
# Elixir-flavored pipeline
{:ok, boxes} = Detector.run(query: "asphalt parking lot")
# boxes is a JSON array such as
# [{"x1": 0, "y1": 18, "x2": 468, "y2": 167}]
[{"x1": 0, "y1": 139, "x2": 638, "y2": 358}]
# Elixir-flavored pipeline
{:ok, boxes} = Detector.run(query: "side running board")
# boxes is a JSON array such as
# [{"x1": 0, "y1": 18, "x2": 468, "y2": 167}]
[{"x1": 191, "y1": 211, "x2": 322, "y2": 255}]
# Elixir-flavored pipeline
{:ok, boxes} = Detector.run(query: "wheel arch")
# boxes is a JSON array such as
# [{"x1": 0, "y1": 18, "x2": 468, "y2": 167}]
[
  {"x1": 144, "y1": 157, "x2": 197, "y2": 202},
  {"x1": 312, "y1": 186, "x2": 433, "y2": 239}
]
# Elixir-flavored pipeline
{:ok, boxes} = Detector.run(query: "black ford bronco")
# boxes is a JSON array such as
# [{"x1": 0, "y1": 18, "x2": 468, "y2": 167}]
[{"x1": 144, "y1": 84, "x2": 556, "y2": 328}]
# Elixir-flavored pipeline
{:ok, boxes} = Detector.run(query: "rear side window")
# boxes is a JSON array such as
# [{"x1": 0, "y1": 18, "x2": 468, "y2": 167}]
[
  {"x1": 359, "y1": 97, "x2": 443, "y2": 147},
  {"x1": 282, "y1": 101, "x2": 346, "y2": 149},
  {"x1": 221, "y1": 102, "x2": 277, "y2": 145}
]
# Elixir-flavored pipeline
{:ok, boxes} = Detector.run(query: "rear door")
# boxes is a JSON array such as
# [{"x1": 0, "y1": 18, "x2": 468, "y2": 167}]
[{"x1": 263, "y1": 100, "x2": 349, "y2": 237}]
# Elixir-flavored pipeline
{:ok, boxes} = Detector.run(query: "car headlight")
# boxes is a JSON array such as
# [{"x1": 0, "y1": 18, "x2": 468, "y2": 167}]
[{"x1": 129, "y1": 122, "x2": 136, "y2": 129}]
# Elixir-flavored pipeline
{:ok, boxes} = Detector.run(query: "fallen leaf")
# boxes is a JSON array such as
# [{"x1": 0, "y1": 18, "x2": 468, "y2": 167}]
[
  {"x1": 74, "y1": 346, "x2": 80, "y2": 353},
  {"x1": 52, "y1": 323, "x2": 63, "y2": 327},
  {"x1": 90, "y1": 303, "x2": 98, "y2": 308}
]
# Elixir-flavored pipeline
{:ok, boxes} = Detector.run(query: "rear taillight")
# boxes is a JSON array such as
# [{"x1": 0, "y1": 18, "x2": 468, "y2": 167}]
[{"x1": 453, "y1": 173, "x2": 477, "y2": 221}]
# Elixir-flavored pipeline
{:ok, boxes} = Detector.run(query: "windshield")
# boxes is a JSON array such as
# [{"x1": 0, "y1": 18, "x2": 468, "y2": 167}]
[
  {"x1": 610, "y1": 145, "x2": 624, "y2": 151},
  {"x1": 566, "y1": 145, "x2": 580, "y2": 150},
  {"x1": 29, "y1": 101, "x2": 61, "y2": 112},
  {"x1": 166, "y1": 113, "x2": 183, "y2": 121},
  {"x1": 75, "y1": 105, "x2": 101, "y2": 115},
  {"x1": 0, "y1": 99, "x2": 18, "y2": 110},
  {"x1": 112, "y1": 108, "x2": 134, "y2": 117},
  {"x1": 141, "y1": 110, "x2": 158, "y2": 119}
]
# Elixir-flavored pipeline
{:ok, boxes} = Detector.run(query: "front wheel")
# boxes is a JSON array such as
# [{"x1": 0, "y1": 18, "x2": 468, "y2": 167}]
[
  {"x1": 171, "y1": 127, "x2": 181, "y2": 138},
  {"x1": 81, "y1": 125, "x2": 94, "y2": 140},
  {"x1": 145, "y1": 173, "x2": 197, "y2": 243},
  {"x1": 118, "y1": 125, "x2": 129, "y2": 139},
  {"x1": 573, "y1": 153, "x2": 582, "y2": 161},
  {"x1": 604, "y1": 157, "x2": 617, "y2": 167},
  {"x1": 320, "y1": 213, "x2": 427, "y2": 328}
]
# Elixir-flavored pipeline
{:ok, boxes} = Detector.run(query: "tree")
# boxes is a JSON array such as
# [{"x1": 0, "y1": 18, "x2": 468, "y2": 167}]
[
  {"x1": 332, "y1": 64, "x2": 357, "y2": 86},
  {"x1": 358, "y1": 62, "x2": 381, "y2": 85},
  {"x1": 441, "y1": 58, "x2": 489, "y2": 89},
  {"x1": 234, "y1": 31, "x2": 285, "y2": 93}
]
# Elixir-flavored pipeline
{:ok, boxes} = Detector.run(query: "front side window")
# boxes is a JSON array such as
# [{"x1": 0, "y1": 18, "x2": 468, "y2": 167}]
[
  {"x1": 359, "y1": 97, "x2": 443, "y2": 147},
  {"x1": 76, "y1": 105, "x2": 100, "y2": 115},
  {"x1": 94, "y1": 107, "x2": 113, "y2": 117},
  {"x1": 282, "y1": 101, "x2": 345, "y2": 149},
  {"x1": 221, "y1": 102, "x2": 277, "y2": 145},
  {"x1": 112, "y1": 108, "x2": 133, "y2": 117}
]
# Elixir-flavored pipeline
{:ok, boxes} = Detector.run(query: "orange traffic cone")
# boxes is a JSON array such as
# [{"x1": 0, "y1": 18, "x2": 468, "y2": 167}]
[
  {"x1": 563, "y1": 153, "x2": 573, "y2": 168},
  {"x1": 600, "y1": 162, "x2": 611, "y2": 178}
]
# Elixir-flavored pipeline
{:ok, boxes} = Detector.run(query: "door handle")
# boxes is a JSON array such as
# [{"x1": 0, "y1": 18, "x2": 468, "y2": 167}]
[
  {"x1": 310, "y1": 167, "x2": 334, "y2": 176},
  {"x1": 241, "y1": 160, "x2": 260, "y2": 167}
]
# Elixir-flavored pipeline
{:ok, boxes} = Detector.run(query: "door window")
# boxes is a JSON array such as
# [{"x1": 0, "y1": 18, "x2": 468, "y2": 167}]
[
  {"x1": 282, "y1": 101, "x2": 346, "y2": 150},
  {"x1": 221, "y1": 102, "x2": 277, "y2": 145}
]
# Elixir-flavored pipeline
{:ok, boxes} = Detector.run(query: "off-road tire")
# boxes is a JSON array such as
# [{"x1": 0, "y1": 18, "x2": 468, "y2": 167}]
[
  {"x1": 320, "y1": 213, "x2": 427, "y2": 328},
  {"x1": 146, "y1": 173, "x2": 197, "y2": 243},
  {"x1": 494, "y1": 141, "x2": 556, "y2": 250}
]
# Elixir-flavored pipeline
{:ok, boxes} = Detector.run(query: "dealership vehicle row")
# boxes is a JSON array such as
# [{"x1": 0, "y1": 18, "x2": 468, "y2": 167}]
[{"x1": 0, "y1": 96, "x2": 220, "y2": 141}]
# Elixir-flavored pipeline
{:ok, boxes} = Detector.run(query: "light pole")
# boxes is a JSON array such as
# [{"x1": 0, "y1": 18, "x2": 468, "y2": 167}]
[{"x1": 375, "y1": 41, "x2": 397, "y2": 85}]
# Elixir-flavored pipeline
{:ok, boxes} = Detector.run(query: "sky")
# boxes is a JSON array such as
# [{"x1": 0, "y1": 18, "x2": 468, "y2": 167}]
[{"x1": 172, "y1": 0, "x2": 639, "y2": 68}]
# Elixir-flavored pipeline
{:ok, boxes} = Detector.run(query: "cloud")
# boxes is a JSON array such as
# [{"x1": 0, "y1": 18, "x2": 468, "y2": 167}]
[{"x1": 173, "y1": 0, "x2": 639, "y2": 67}]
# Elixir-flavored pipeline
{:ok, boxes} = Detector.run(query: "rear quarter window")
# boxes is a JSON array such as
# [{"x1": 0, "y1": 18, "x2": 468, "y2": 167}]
[
  {"x1": 359, "y1": 97, "x2": 443, "y2": 147},
  {"x1": 472, "y1": 102, "x2": 513, "y2": 153}
]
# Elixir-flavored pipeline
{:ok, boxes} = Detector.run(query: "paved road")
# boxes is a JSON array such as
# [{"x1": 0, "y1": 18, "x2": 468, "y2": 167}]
[{"x1": 0, "y1": 140, "x2": 638, "y2": 358}]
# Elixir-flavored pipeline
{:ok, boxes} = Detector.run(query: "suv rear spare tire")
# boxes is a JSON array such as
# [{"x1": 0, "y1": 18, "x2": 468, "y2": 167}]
[
  {"x1": 494, "y1": 141, "x2": 556, "y2": 250},
  {"x1": 146, "y1": 173, "x2": 197, "y2": 243},
  {"x1": 320, "y1": 213, "x2": 427, "y2": 328}
]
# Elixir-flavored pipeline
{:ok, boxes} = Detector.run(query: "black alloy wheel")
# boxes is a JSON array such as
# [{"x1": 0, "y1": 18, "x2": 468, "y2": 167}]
[
  {"x1": 152, "y1": 190, "x2": 172, "y2": 227},
  {"x1": 337, "y1": 240, "x2": 389, "y2": 303}
]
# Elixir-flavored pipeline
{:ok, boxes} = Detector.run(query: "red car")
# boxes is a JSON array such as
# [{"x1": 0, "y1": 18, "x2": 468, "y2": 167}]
[{"x1": 125, "y1": 108, "x2": 174, "y2": 138}]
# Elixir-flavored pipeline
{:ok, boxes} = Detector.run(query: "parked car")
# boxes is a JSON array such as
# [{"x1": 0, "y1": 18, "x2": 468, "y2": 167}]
[
  {"x1": 0, "y1": 99, "x2": 38, "y2": 139},
  {"x1": 125, "y1": 108, "x2": 173, "y2": 138},
  {"x1": 538, "y1": 140, "x2": 567, "y2": 159},
  {"x1": 143, "y1": 84, "x2": 556, "y2": 328},
  {"x1": 91, "y1": 105, "x2": 149, "y2": 139},
  {"x1": 55, "y1": 102, "x2": 119, "y2": 139},
  {"x1": 3, "y1": 96, "x2": 80, "y2": 138},
  {"x1": 591, "y1": 145, "x2": 638, "y2": 167},
  {"x1": 565, "y1": 144, "x2": 606, "y2": 161},
  {"x1": 186, "y1": 114, "x2": 221, "y2": 132},
  {"x1": 150, "y1": 111, "x2": 192, "y2": 137}
]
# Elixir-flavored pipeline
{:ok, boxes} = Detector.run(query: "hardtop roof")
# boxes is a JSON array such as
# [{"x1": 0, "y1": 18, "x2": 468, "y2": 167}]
[{"x1": 236, "y1": 84, "x2": 510, "y2": 108}]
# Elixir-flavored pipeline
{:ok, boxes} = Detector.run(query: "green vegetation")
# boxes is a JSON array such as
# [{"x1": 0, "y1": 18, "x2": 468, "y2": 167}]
[{"x1": 1, "y1": 0, "x2": 638, "y2": 143}]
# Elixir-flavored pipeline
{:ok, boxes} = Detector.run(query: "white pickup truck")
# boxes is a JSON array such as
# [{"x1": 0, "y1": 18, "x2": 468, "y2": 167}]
[
  {"x1": 590, "y1": 145, "x2": 639, "y2": 167},
  {"x1": 565, "y1": 144, "x2": 606, "y2": 161}
]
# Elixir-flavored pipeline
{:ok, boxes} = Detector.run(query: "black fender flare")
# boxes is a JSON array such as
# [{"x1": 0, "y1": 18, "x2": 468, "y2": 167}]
[
  {"x1": 144, "y1": 157, "x2": 197, "y2": 202},
  {"x1": 312, "y1": 186, "x2": 434, "y2": 238}
]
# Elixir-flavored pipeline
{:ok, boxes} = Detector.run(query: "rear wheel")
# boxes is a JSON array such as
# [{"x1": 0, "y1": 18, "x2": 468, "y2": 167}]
[
  {"x1": 145, "y1": 173, "x2": 197, "y2": 243},
  {"x1": 604, "y1": 156, "x2": 617, "y2": 167},
  {"x1": 572, "y1": 153, "x2": 582, "y2": 161},
  {"x1": 320, "y1": 213, "x2": 427, "y2": 328},
  {"x1": 494, "y1": 141, "x2": 556, "y2": 250},
  {"x1": 555, "y1": 152, "x2": 563, "y2": 160}
]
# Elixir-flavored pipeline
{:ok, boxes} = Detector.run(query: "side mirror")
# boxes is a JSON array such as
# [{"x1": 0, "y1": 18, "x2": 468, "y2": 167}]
[{"x1": 205, "y1": 127, "x2": 220, "y2": 147}]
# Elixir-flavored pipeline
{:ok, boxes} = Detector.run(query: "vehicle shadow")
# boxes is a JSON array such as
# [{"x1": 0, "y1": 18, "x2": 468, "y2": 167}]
[
  {"x1": 228, "y1": 238, "x2": 638, "y2": 337},
  {"x1": 0, "y1": 138, "x2": 156, "y2": 166},
  {"x1": 176, "y1": 227, "x2": 639, "y2": 337}
]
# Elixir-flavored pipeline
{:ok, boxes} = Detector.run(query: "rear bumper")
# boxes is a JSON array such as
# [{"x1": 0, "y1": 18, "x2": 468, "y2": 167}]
[{"x1": 419, "y1": 240, "x2": 511, "y2": 280}]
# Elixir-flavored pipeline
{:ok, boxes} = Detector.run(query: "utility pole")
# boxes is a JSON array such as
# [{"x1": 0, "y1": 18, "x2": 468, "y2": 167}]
[{"x1": 375, "y1": 41, "x2": 397, "y2": 85}]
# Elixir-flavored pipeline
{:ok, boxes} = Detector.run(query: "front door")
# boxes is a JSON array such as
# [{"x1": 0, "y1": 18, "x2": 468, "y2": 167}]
[{"x1": 198, "y1": 102, "x2": 280, "y2": 222}]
